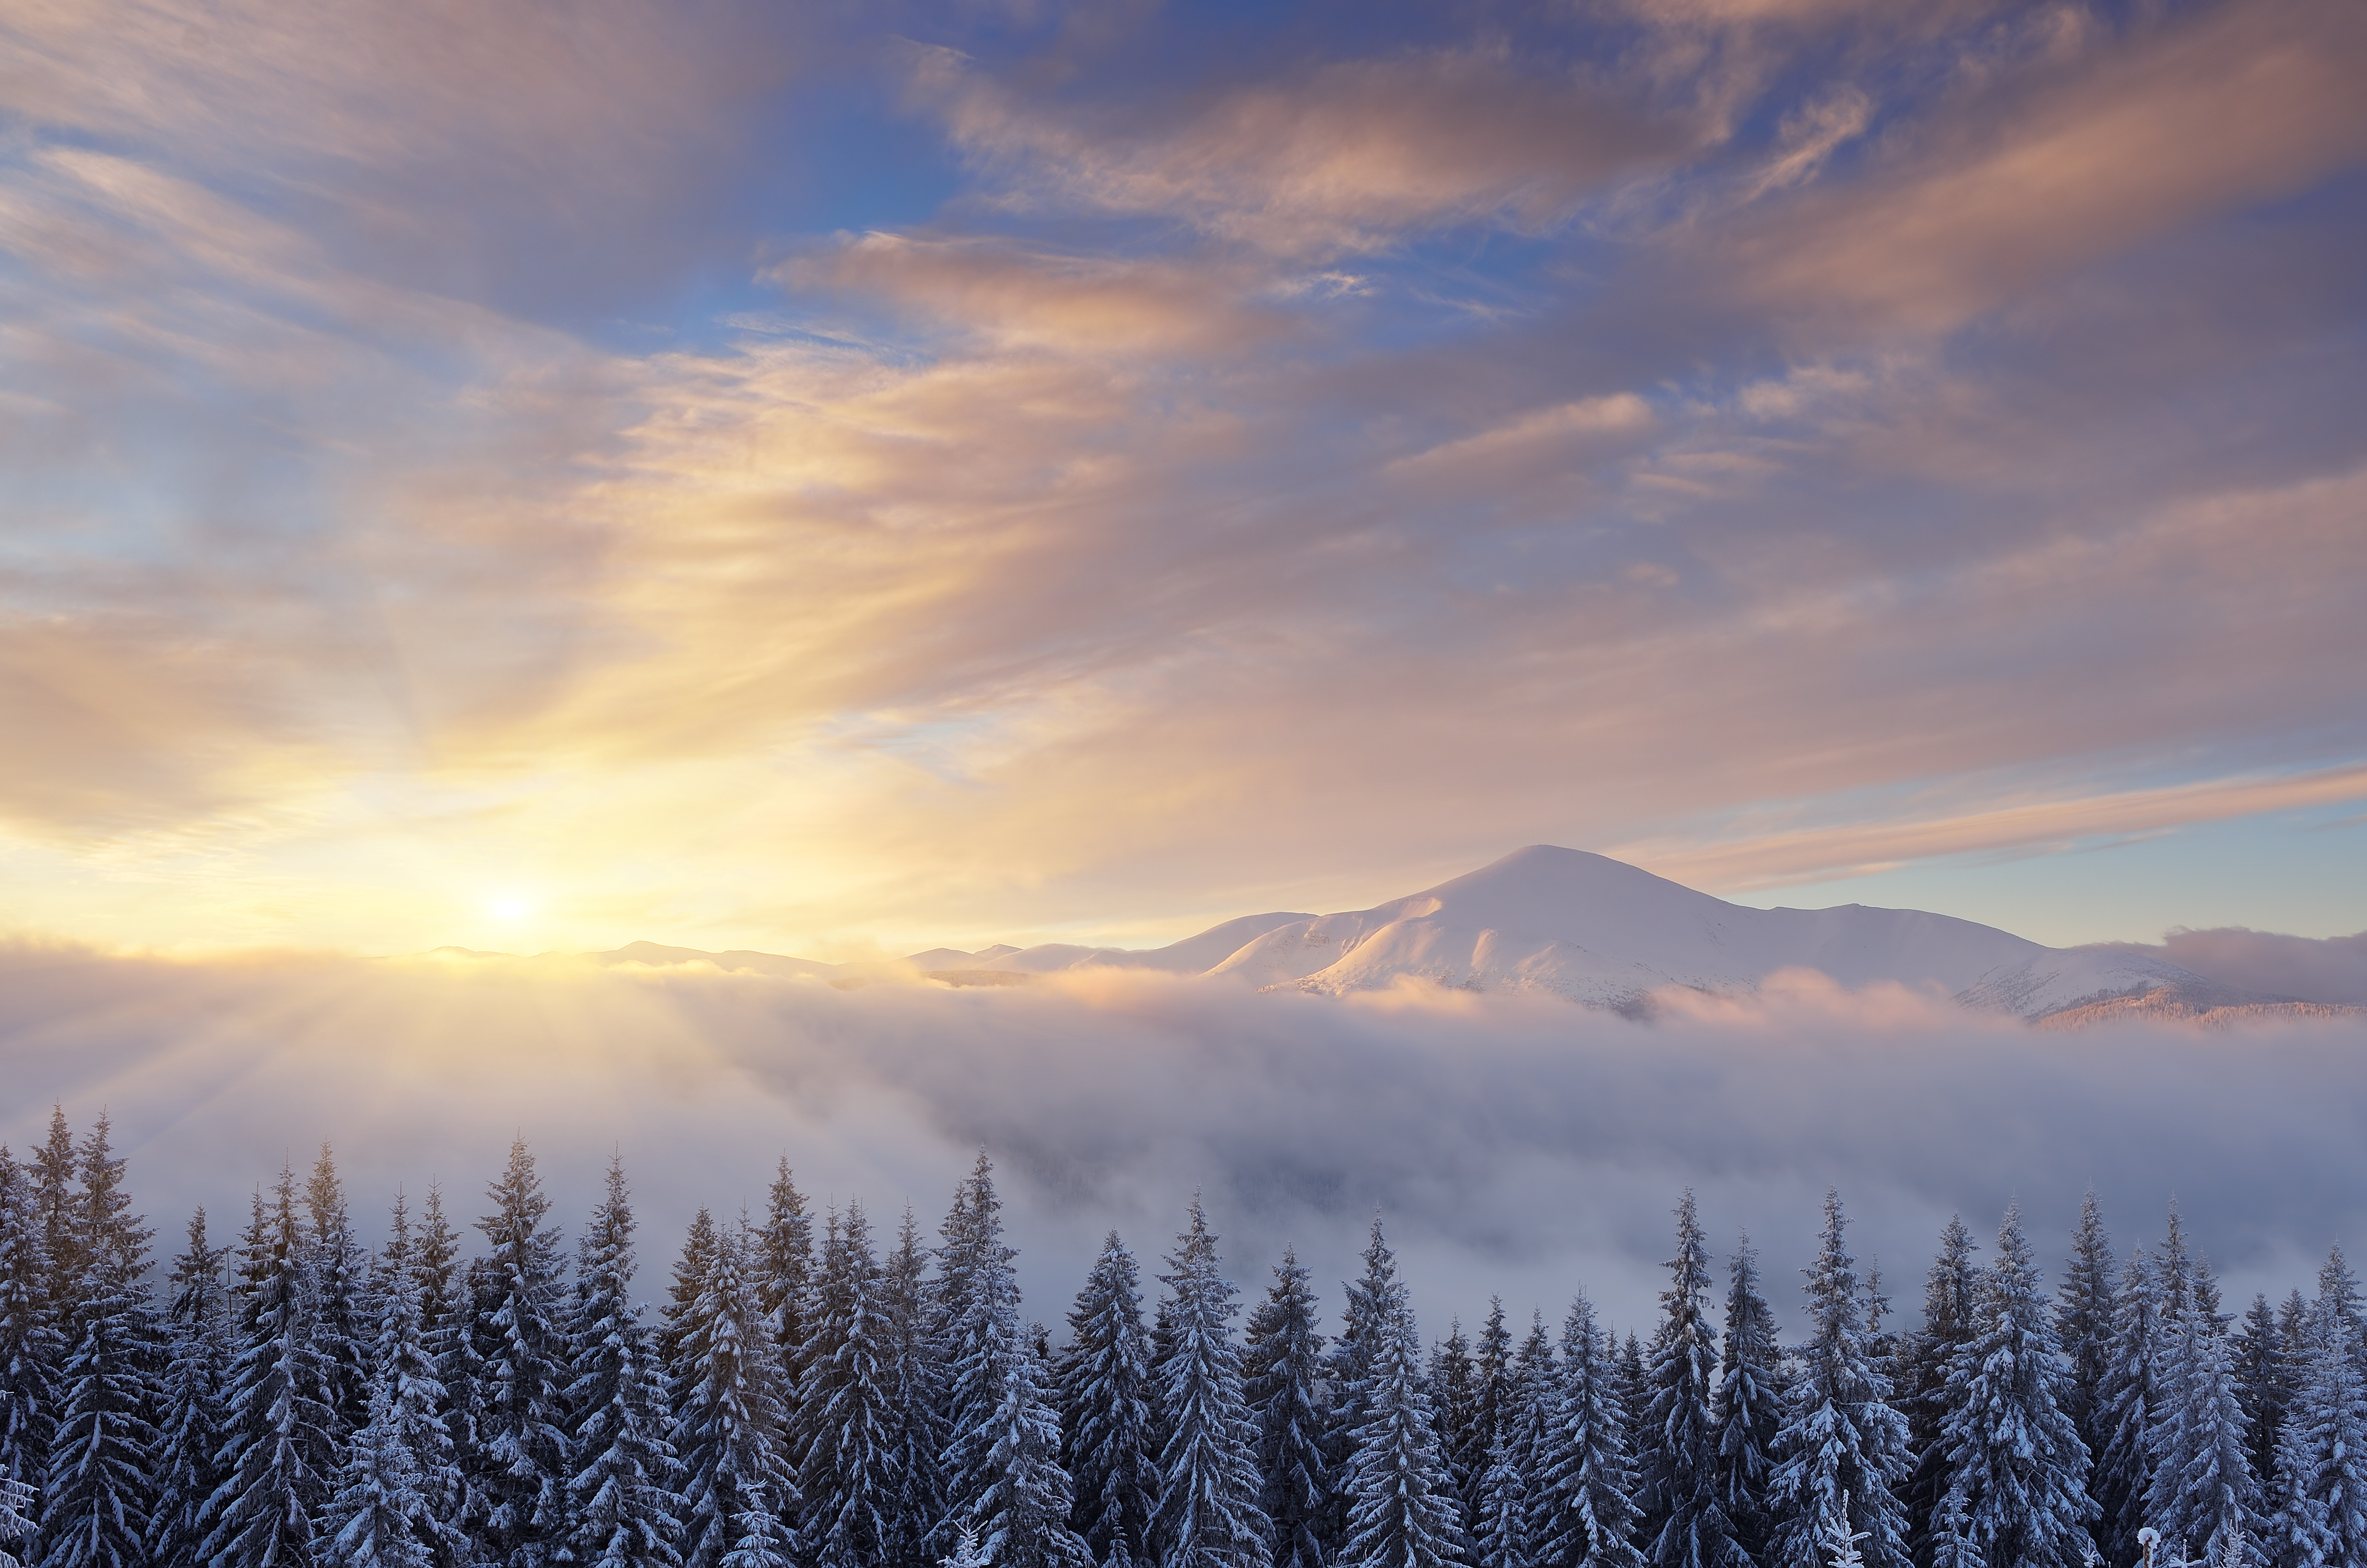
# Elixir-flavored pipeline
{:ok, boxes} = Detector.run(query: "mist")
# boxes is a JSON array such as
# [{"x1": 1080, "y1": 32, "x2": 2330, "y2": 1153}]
[{"x1": 4, "y1": 940, "x2": 2360, "y2": 1341}]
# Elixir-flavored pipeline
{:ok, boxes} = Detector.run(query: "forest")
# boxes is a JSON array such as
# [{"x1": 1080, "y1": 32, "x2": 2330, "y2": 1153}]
[{"x1": 0, "y1": 1110, "x2": 2353, "y2": 1568}]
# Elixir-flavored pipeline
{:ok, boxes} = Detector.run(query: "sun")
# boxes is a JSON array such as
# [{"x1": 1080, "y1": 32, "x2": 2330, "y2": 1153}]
[{"x1": 484, "y1": 894, "x2": 535, "y2": 924}]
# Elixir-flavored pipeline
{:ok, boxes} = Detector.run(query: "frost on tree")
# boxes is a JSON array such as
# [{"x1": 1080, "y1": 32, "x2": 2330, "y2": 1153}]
[
  {"x1": 1641, "y1": 1191, "x2": 1745, "y2": 1568},
  {"x1": 1059, "y1": 1232, "x2": 1156, "y2": 1568},
  {"x1": 1767, "y1": 1192, "x2": 1911, "y2": 1568},
  {"x1": 1338, "y1": 1254, "x2": 1462, "y2": 1568},
  {"x1": 796, "y1": 1204, "x2": 898, "y2": 1568},
  {"x1": 562, "y1": 1159, "x2": 684, "y2": 1568},
  {"x1": 2145, "y1": 1263, "x2": 2262, "y2": 1568},
  {"x1": 147, "y1": 1209, "x2": 231, "y2": 1568},
  {"x1": 0, "y1": 1150, "x2": 62, "y2": 1518},
  {"x1": 470, "y1": 1139, "x2": 573, "y2": 1568},
  {"x1": 1900, "y1": 1217, "x2": 1980, "y2": 1568},
  {"x1": 1150, "y1": 1199, "x2": 1268, "y2": 1568},
  {"x1": 1929, "y1": 1205, "x2": 2095, "y2": 1568},
  {"x1": 2267, "y1": 1254, "x2": 2367, "y2": 1568},
  {"x1": 1533, "y1": 1290, "x2": 1642, "y2": 1568},
  {"x1": 672, "y1": 1223, "x2": 798, "y2": 1568},
  {"x1": 1245, "y1": 1247, "x2": 1329, "y2": 1568},
  {"x1": 1713, "y1": 1236, "x2": 1783, "y2": 1566},
  {"x1": 2094, "y1": 1247, "x2": 2165, "y2": 1568}
]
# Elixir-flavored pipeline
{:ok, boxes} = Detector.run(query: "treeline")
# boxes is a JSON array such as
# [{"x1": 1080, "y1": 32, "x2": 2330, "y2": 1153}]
[{"x1": 0, "y1": 1113, "x2": 2358, "y2": 1568}]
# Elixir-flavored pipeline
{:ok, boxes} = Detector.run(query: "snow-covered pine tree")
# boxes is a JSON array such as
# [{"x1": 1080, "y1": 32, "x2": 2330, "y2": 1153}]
[
  {"x1": 674, "y1": 1223, "x2": 798, "y2": 1568},
  {"x1": 1436, "y1": 1321, "x2": 1483, "y2": 1543},
  {"x1": 1506, "y1": 1312, "x2": 1557, "y2": 1554},
  {"x1": 1642, "y1": 1191, "x2": 1741, "y2": 1568},
  {"x1": 755, "y1": 1162, "x2": 815, "y2": 1387},
  {"x1": 306, "y1": 1146, "x2": 373, "y2": 1449},
  {"x1": 0, "y1": 1151, "x2": 61, "y2": 1512},
  {"x1": 414, "y1": 1187, "x2": 464, "y2": 1349},
  {"x1": 1150, "y1": 1198, "x2": 1269, "y2": 1568},
  {"x1": 1338, "y1": 1269, "x2": 1460, "y2": 1568},
  {"x1": 370, "y1": 1195, "x2": 467, "y2": 1568},
  {"x1": 1244, "y1": 1247, "x2": 1328, "y2": 1568},
  {"x1": 883, "y1": 1206, "x2": 947, "y2": 1568},
  {"x1": 1765, "y1": 1192, "x2": 1911, "y2": 1568},
  {"x1": 1477, "y1": 1302, "x2": 1514, "y2": 1476},
  {"x1": 1, "y1": 1472, "x2": 33, "y2": 1568},
  {"x1": 1480, "y1": 1430, "x2": 1533, "y2": 1568},
  {"x1": 1713, "y1": 1235, "x2": 1783, "y2": 1566},
  {"x1": 148, "y1": 1208, "x2": 232, "y2": 1567},
  {"x1": 28, "y1": 1114, "x2": 78, "y2": 1320},
  {"x1": 2269, "y1": 1273, "x2": 2367, "y2": 1568},
  {"x1": 2059, "y1": 1194, "x2": 2121, "y2": 1481},
  {"x1": 203, "y1": 1168, "x2": 337, "y2": 1568},
  {"x1": 314, "y1": 1374, "x2": 434, "y2": 1568},
  {"x1": 471, "y1": 1138, "x2": 573, "y2": 1568},
  {"x1": 562, "y1": 1158, "x2": 684, "y2": 1568},
  {"x1": 1899, "y1": 1218, "x2": 1980, "y2": 1568},
  {"x1": 2093, "y1": 1247, "x2": 2165, "y2": 1568},
  {"x1": 937, "y1": 1157, "x2": 1089, "y2": 1568},
  {"x1": 1323, "y1": 1216, "x2": 1404, "y2": 1559},
  {"x1": 797, "y1": 1204, "x2": 897, "y2": 1568},
  {"x1": 2146, "y1": 1265, "x2": 2262, "y2": 1568},
  {"x1": 1532, "y1": 1289, "x2": 1642, "y2": 1568},
  {"x1": 664, "y1": 1210, "x2": 720, "y2": 1378},
  {"x1": 1060, "y1": 1232, "x2": 1156, "y2": 1568},
  {"x1": 1618, "y1": 1338, "x2": 1650, "y2": 1464},
  {"x1": 1929, "y1": 1204, "x2": 2094, "y2": 1568},
  {"x1": 2233, "y1": 1297, "x2": 2293, "y2": 1534},
  {"x1": 38, "y1": 1115, "x2": 163, "y2": 1568}
]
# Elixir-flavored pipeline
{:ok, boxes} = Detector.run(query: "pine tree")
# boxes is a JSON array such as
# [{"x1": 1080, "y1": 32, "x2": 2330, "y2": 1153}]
[
  {"x1": 1617, "y1": 1339, "x2": 1650, "y2": 1467},
  {"x1": 664, "y1": 1212, "x2": 720, "y2": 1376},
  {"x1": 372, "y1": 1197, "x2": 467, "y2": 1568},
  {"x1": 1642, "y1": 1191, "x2": 1740, "y2": 1568},
  {"x1": 1060, "y1": 1233, "x2": 1156, "y2": 1568},
  {"x1": 0, "y1": 1152, "x2": 61, "y2": 1509},
  {"x1": 563, "y1": 1160, "x2": 684, "y2": 1568},
  {"x1": 882, "y1": 1207, "x2": 945, "y2": 1568},
  {"x1": 2232, "y1": 1297, "x2": 2292, "y2": 1530},
  {"x1": 469, "y1": 1139, "x2": 572, "y2": 1567},
  {"x1": 1435, "y1": 1322, "x2": 1483, "y2": 1544},
  {"x1": 314, "y1": 1377, "x2": 435, "y2": 1568},
  {"x1": 1929, "y1": 1204, "x2": 2094, "y2": 1568},
  {"x1": 203, "y1": 1169, "x2": 337, "y2": 1568},
  {"x1": 674, "y1": 1224, "x2": 797, "y2": 1568},
  {"x1": 1899, "y1": 1218, "x2": 1980, "y2": 1568},
  {"x1": 2094, "y1": 1248, "x2": 2164, "y2": 1568},
  {"x1": 2147, "y1": 1267, "x2": 2262, "y2": 1568},
  {"x1": 1479, "y1": 1431, "x2": 1532, "y2": 1568},
  {"x1": 1339, "y1": 1271, "x2": 1460, "y2": 1568},
  {"x1": 1505, "y1": 1313, "x2": 1556, "y2": 1554},
  {"x1": 1324, "y1": 1217, "x2": 1405, "y2": 1560},
  {"x1": 755, "y1": 1164, "x2": 815, "y2": 1370},
  {"x1": 1151, "y1": 1200, "x2": 1268, "y2": 1568},
  {"x1": 1476, "y1": 1304, "x2": 1514, "y2": 1485},
  {"x1": 2058, "y1": 1194, "x2": 2121, "y2": 1482},
  {"x1": 2271, "y1": 1278, "x2": 2367, "y2": 1568},
  {"x1": 38, "y1": 1116, "x2": 162, "y2": 1568},
  {"x1": 306, "y1": 1147, "x2": 373, "y2": 1450},
  {"x1": 797, "y1": 1205, "x2": 897, "y2": 1568},
  {"x1": 1245, "y1": 1247, "x2": 1327, "y2": 1568},
  {"x1": 28, "y1": 1115, "x2": 77, "y2": 1322},
  {"x1": 148, "y1": 1209, "x2": 232, "y2": 1567},
  {"x1": 938, "y1": 1157, "x2": 1088, "y2": 1568},
  {"x1": 1533, "y1": 1290, "x2": 1641, "y2": 1568},
  {"x1": 1713, "y1": 1236, "x2": 1783, "y2": 1566},
  {"x1": 413, "y1": 1189, "x2": 464, "y2": 1348},
  {"x1": 1766, "y1": 1192, "x2": 1911, "y2": 1568}
]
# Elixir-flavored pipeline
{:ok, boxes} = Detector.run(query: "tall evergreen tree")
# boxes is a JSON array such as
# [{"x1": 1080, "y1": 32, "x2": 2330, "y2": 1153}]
[
  {"x1": 1642, "y1": 1192, "x2": 1740, "y2": 1568},
  {"x1": 1479, "y1": 1431, "x2": 1533, "y2": 1568},
  {"x1": 38, "y1": 1116, "x2": 162, "y2": 1568},
  {"x1": 1435, "y1": 1322, "x2": 1483, "y2": 1544},
  {"x1": 1899, "y1": 1219, "x2": 1980, "y2": 1568},
  {"x1": 881, "y1": 1207, "x2": 945, "y2": 1568},
  {"x1": 1616, "y1": 1339, "x2": 1649, "y2": 1469},
  {"x1": 1930, "y1": 1205, "x2": 2094, "y2": 1568},
  {"x1": 2146, "y1": 1271, "x2": 2262, "y2": 1568},
  {"x1": 314, "y1": 1378, "x2": 434, "y2": 1568},
  {"x1": 1338, "y1": 1273, "x2": 1459, "y2": 1568},
  {"x1": 673, "y1": 1224, "x2": 796, "y2": 1568},
  {"x1": 1245, "y1": 1248, "x2": 1327, "y2": 1568},
  {"x1": 562, "y1": 1160, "x2": 684, "y2": 1568},
  {"x1": 796, "y1": 1205, "x2": 896, "y2": 1568},
  {"x1": 1533, "y1": 1290, "x2": 1641, "y2": 1568},
  {"x1": 202, "y1": 1168, "x2": 336, "y2": 1568},
  {"x1": 413, "y1": 1189, "x2": 464, "y2": 1350},
  {"x1": 306, "y1": 1147, "x2": 373, "y2": 1450},
  {"x1": 2270, "y1": 1276, "x2": 2367, "y2": 1568},
  {"x1": 1324, "y1": 1218, "x2": 1404, "y2": 1561},
  {"x1": 1766, "y1": 1192, "x2": 1911, "y2": 1568},
  {"x1": 0, "y1": 1152, "x2": 61, "y2": 1508},
  {"x1": 1712, "y1": 1237, "x2": 1782, "y2": 1566},
  {"x1": 371, "y1": 1198, "x2": 466, "y2": 1568},
  {"x1": 1476, "y1": 1304, "x2": 1514, "y2": 1473},
  {"x1": 471, "y1": 1139, "x2": 572, "y2": 1568},
  {"x1": 2233, "y1": 1297, "x2": 2294, "y2": 1532},
  {"x1": 2093, "y1": 1247, "x2": 2164, "y2": 1568},
  {"x1": 28, "y1": 1115, "x2": 78, "y2": 1322},
  {"x1": 755, "y1": 1163, "x2": 815, "y2": 1385},
  {"x1": 1505, "y1": 1314, "x2": 1557, "y2": 1546},
  {"x1": 2058, "y1": 1195, "x2": 2121, "y2": 1480},
  {"x1": 148, "y1": 1209, "x2": 232, "y2": 1567},
  {"x1": 1150, "y1": 1200, "x2": 1268, "y2": 1568},
  {"x1": 1060, "y1": 1234, "x2": 1157, "y2": 1568}
]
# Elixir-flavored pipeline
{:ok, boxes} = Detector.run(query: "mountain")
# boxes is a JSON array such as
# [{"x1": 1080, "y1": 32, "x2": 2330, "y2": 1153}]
[{"x1": 579, "y1": 846, "x2": 2353, "y2": 1024}]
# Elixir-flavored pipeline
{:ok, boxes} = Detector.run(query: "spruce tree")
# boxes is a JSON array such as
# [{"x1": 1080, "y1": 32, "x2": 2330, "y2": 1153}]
[
  {"x1": 148, "y1": 1209, "x2": 232, "y2": 1567},
  {"x1": 1324, "y1": 1217, "x2": 1405, "y2": 1559},
  {"x1": 562, "y1": 1160, "x2": 684, "y2": 1568},
  {"x1": 471, "y1": 1138, "x2": 572, "y2": 1568},
  {"x1": 1642, "y1": 1191, "x2": 1740, "y2": 1568},
  {"x1": 881, "y1": 1207, "x2": 945, "y2": 1568},
  {"x1": 1339, "y1": 1275, "x2": 1460, "y2": 1568},
  {"x1": 663, "y1": 1211, "x2": 720, "y2": 1376},
  {"x1": 38, "y1": 1116, "x2": 162, "y2": 1568},
  {"x1": 1150, "y1": 1199, "x2": 1268, "y2": 1568},
  {"x1": 1712, "y1": 1236, "x2": 1782, "y2": 1566},
  {"x1": 0, "y1": 1152, "x2": 60, "y2": 1509},
  {"x1": 937, "y1": 1157, "x2": 1088, "y2": 1568},
  {"x1": 1765, "y1": 1192, "x2": 1911, "y2": 1568},
  {"x1": 1899, "y1": 1218, "x2": 1980, "y2": 1568},
  {"x1": 1533, "y1": 1290, "x2": 1641, "y2": 1568},
  {"x1": 202, "y1": 1169, "x2": 337, "y2": 1568},
  {"x1": 1617, "y1": 1338, "x2": 1649, "y2": 1465},
  {"x1": 1475, "y1": 1303, "x2": 1514, "y2": 1490},
  {"x1": 796, "y1": 1205, "x2": 896, "y2": 1568},
  {"x1": 1245, "y1": 1247, "x2": 1327, "y2": 1568},
  {"x1": 314, "y1": 1377, "x2": 435, "y2": 1568},
  {"x1": 1506, "y1": 1312, "x2": 1556, "y2": 1552},
  {"x1": 28, "y1": 1114, "x2": 77, "y2": 1320},
  {"x1": 2233, "y1": 1296, "x2": 2292, "y2": 1520},
  {"x1": 372, "y1": 1197, "x2": 467, "y2": 1568},
  {"x1": 2093, "y1": 1247, "x2": 2164, "y2": 1568},
  {"x1": 2271, "y1": 1278, "x2": 2367, "y2": 1568},
  {"x1": 1930, "y1": 1205, "x2": 2094, "y2": 1568},
  {"x1": 1436, "y1": 1321, "x2": 1483, "y2": 1544},
  {"x1": 2146, "y1": 1269, "x2": 2262, "y2": 1568},
  {"x1": 2058, "y1": 1194, "x2": 2121, "y2": 1480},
  {"x1": 306, "y1": 1147, "x2": 373, "y2": 1450},
  {"x1": 1479, "y1": 1431, "x2": 1532, "y2": 1568},
  {"x1": 674, "y1": 1224, "x2": 797, "y2": 1568},
  {"x1": 1060, "y1": 1233, "x2": 1156, "y2": 1568}
]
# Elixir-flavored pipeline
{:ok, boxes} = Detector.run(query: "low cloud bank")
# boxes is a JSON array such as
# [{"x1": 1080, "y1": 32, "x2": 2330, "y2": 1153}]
[
  {"x1": 2109, "y1": 927, "x2": 2367, "y2": 1007},
  {"x1": 3, "y1": 943, "x2": 2360, "y2": 1338}
]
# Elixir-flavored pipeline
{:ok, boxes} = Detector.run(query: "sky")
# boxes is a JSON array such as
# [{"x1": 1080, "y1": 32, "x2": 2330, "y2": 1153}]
[{"x1": 5, "y1": 0, "x2": 2367, "y2": 960}]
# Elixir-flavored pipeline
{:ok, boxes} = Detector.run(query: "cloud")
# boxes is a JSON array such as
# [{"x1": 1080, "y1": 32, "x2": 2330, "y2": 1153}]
[
  {"x1": 4, "y1": 944, "x2": 2360, "y2": 1334},
  {"x1": 2107, "y1": 928, "x2": 2367, "y2": 1008}
]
